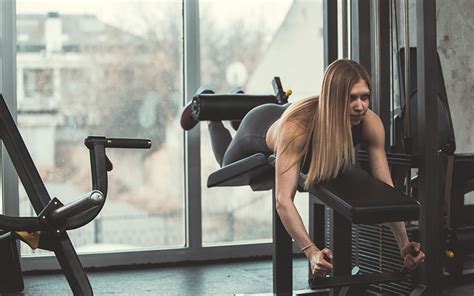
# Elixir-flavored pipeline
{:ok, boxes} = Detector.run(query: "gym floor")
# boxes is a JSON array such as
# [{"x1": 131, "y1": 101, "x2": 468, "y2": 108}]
[{"x1": 21, "y1": 257, "x2": 474, "y2": 295}]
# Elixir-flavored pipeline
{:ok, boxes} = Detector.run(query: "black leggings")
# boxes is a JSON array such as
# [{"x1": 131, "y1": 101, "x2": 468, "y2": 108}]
[{"x1": 208, "y1": 103, "x2": 289, "y2": 167}]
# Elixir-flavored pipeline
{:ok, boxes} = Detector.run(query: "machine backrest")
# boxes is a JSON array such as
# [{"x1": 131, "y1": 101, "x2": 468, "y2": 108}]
[{"x1": 398, "y1": 47, "x2": 456, "y2": 154}]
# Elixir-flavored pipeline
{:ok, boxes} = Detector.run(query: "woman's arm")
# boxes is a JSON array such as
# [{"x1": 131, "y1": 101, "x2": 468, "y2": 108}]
[
  {"x1": 274, "y1": 122, "x2": 333, "y2": 273},
  {"x1": 363, "y1": 111, "x2": 409, "y2": 247},
  {"x1": 363, "y1": 110, "x2": 425, "y2": 269}
]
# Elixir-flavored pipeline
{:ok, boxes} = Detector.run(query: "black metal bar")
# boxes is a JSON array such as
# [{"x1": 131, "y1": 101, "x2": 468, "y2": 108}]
[
  {"x1": 88, "y1": 138, "x2": 109, "y2": 196},
  {"x1": 342, "y1": 0, "x2": 348, "y2": 58},
  {"x1": 104, "y1": 138, "x2": 151, "y2": 149},
  {"x1": 323, "y1": 0, "x2": 338, "y2": 67},
  {"x1": 273, "y1": 189, "x2": 292, "y2": 294},
  {"x1": 330, "y1": 211, "x2": 352, "y2": 296},
  {"x1": 85, "y1": 136, "x2": 151, "y2": 150},
  {"x1": 51, "y1": 233, "x2": 93, "y2": 295},
  {"x1": 370, "y1": 0, "x2": 391, "y2": 147},
  {"x1": 379, "y1": 0, "x2": 391, "y2": 149},
  {"x1": 0, "y1": 94, "x2": 52, "y2": 213},
  {"x1": 309, "y1": 196, "x2": 326, "y2": 281},
  {"x1": 404, "y1": 0, "x2": 411, "y2": 140},
  {"x1": 416, "y1": 0, "x2": 442, "y2": 293},
  {"x1": 351, "y1": 0, "x2": 371, "y2": 73}
]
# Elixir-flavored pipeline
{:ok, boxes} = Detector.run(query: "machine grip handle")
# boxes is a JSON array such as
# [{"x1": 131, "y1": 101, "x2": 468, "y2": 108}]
[
  {"x1": 105, "y1": 138, "x2": 152, "y2": 149},
  {"x1": 85, "y1": 136, "x2": 152, "y2": 149}
]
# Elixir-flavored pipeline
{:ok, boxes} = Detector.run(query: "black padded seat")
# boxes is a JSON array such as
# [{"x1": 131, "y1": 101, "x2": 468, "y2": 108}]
[
  {"x1": 207, "y1": 153, "x2": 274, "y2": 191},
  {"x1": 311, "y1": 165, "x2": 419, "y2": 224}
]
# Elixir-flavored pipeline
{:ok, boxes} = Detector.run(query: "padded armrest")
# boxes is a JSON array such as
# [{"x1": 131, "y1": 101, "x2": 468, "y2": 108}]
[
  {"x1": 207, "y1": 153, "x2": 274, "y2": 190},
  {"x1": 310, "y1": 165, "x2": 420, "y2": 224}
]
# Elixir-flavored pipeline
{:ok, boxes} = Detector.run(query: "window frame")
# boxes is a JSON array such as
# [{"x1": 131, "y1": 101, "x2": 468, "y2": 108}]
[{"x1": 2, "y1": 0, "x2": 303, "y2": 271}]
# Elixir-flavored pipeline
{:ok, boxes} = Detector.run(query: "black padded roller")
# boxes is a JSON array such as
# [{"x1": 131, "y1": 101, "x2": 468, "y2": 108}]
[{"x1": 192, "y1": 94, "x2": 278, "y2": 121}]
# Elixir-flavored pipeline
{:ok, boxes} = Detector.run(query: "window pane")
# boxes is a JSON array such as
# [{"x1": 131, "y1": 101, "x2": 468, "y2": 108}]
[
  {"x1": 16, "y1": 1, "x2": 184, "y2": 255},
  {"x1": 200, "y1": 0, "x2": 324, "y2": 245}
]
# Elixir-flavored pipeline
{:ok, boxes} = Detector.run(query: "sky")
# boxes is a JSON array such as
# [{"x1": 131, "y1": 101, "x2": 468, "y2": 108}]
[{"x1": 16, "y1": 0, "x2": 294, "y2": 35}]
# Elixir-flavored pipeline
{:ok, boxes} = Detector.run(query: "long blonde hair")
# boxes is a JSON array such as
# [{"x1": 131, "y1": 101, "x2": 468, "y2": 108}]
[{"x1": 278, "y1": 59, "x2": 371, "y2": 189}]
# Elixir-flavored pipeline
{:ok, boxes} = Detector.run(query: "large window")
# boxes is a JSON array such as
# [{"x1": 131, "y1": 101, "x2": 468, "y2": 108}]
[
  {"x1": 199, "y1": 0, "x2": 324, "y2": 245},
  {"x1": 16, "y1": 0, "x2": 184, "y2": 254},
  {"x1": 7, "y1": 0, "x2": 325, "y2": 263}
]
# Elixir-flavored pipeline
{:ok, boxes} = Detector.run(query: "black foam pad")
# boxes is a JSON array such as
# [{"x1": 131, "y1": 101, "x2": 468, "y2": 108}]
[
  {"x1": 192, "y1": 94, "x2": 277, "y2": 121},
  {"x1": 311, "y1": 165, "x2": 420, "y2": 224},
  {"x1": 207, "y1": 153, "x2": 274, "y2": 191}
]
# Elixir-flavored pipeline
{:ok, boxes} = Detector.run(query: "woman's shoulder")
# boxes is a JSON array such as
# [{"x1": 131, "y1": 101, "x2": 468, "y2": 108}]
[
  {"x1": 362, "y1": 109, "x2": 383, "y2": 128},
  {"x1": 361, "y1": 109, "x2": 385, "y2": 144}
]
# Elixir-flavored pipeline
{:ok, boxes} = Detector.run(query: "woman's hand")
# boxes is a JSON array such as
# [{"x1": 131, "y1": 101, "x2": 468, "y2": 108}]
[
  {"x1": 305, "y1": 246, "x2": 334, "y2": 276},
  {"x1": 401, "y1": 241, "x2": 425, "y2": 270}
]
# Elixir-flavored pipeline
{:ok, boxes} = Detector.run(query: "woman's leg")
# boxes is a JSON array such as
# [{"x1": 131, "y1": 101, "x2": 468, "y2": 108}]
[
  {"x1": 209, "y1": 103, "x2": 288, "y2": 167},
  {"x1": 222, "y1": 104, "x2": 287, "y2": 166},
  {"x1": 208, "y1": 121, "x2": 232, "y2": 166}
]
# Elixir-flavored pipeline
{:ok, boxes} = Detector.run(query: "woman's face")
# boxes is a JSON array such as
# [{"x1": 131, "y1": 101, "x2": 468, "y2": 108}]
[{"x1": 349, "y1": 79, "x2": 370, "y2": 126}]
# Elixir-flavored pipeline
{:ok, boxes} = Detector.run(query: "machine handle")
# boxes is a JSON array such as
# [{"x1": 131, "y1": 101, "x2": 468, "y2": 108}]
[
  {"x1": 105, "y1": 138, "x2": 152, "y2": 149},
  {"x1": 85, "y1": 136, "x2": 152, "y2": 149}
]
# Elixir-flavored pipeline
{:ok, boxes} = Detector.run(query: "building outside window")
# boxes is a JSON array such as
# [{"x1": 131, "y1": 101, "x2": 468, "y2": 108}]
[{"x1": 16, "y1": 1, "x2": 185, "y2": 255}]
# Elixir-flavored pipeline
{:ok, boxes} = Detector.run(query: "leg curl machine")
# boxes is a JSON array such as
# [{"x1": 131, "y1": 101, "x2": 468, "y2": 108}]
[
  {"x1": 208, "y1": 154, "x2": 423, "y2": 295},
  {"x1": 0, "y1": 94, "x2": 151, "y2": 295},
  {"x1": 187, "y1": 79, "x2": 424, "y2": 295}
]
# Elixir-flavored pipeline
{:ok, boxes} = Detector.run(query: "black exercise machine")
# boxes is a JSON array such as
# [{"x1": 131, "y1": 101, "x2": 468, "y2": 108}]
[
  {"x1": 349, "y1": 47, "x2": 474, "y2": 294},
  {"x1": 0, "y1": 94, "x2": 151, "y2": 295},
  {"x1": 192, "y1": 79, "x2": 423, "y2": 295},
  {"x1": 396, "y1": 47, "x2": 474, "y2": 280},
  {"x1": 208, "y1": 154, "x2": 422, "y2": 295}
]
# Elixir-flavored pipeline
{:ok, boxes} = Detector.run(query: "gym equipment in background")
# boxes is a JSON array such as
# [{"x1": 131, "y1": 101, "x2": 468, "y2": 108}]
[{"x1": 0, "y1": 94, "x2": 151, "y2": 295}]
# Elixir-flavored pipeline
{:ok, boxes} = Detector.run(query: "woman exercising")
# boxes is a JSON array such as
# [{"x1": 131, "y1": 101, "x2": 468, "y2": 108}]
[{"x1": 198, "y1": 59, "x2": 425, "y2": 276}]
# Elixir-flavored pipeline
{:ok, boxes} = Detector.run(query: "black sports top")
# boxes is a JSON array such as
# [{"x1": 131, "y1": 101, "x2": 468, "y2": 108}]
[{"x1": 300, "y1": 121, "x2": 364, "y2": 174}]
